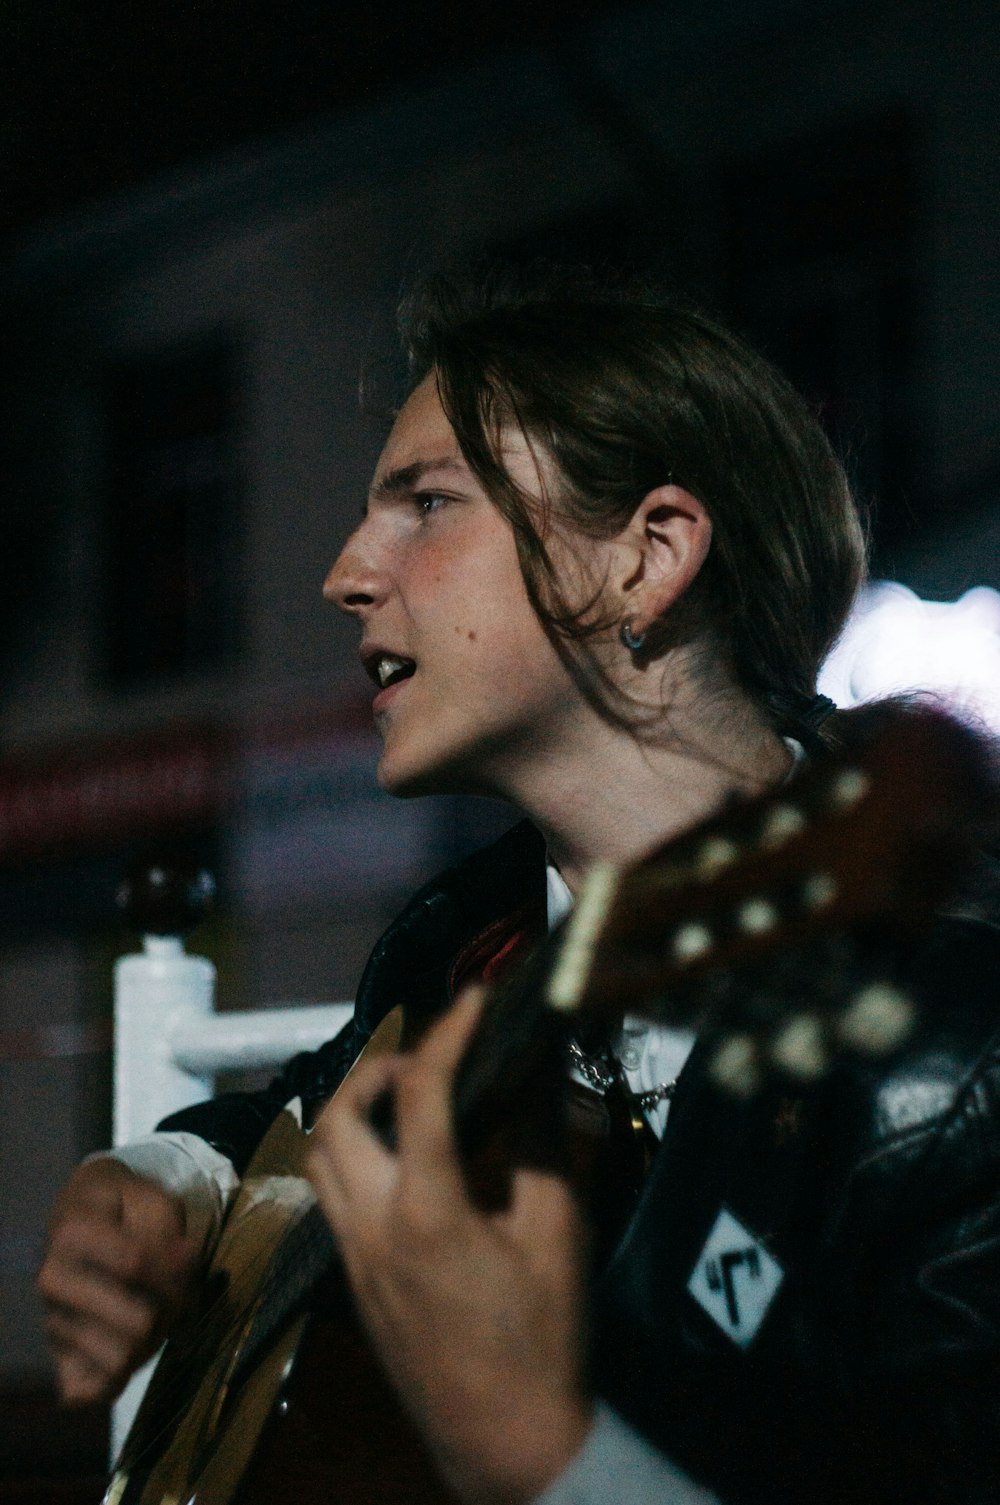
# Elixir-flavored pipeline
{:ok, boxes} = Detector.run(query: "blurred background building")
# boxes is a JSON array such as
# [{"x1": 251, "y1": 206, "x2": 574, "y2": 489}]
[{"x1": 2, "y1": 0, "x2": 1000, "y2": 1489}]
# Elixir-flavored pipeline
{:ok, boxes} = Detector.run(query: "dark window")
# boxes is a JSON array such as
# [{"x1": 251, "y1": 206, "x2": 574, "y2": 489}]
[{"x1": 103, "y1": 341, "x2": 241, "y2": 687}]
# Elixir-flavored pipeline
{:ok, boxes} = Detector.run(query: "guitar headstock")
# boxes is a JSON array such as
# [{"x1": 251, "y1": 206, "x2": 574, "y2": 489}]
[{"x1": 545, "y1": 708, "x2": 995, "y2": 1095}]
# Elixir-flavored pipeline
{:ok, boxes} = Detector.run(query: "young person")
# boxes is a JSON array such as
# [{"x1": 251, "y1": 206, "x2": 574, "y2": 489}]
[{"x1": 38, "y1": 268, "x2": 1000, "y2": 1504}]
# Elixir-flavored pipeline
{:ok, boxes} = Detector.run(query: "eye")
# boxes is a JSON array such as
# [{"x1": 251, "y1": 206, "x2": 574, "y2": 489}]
[{"x1": 414, "y1": 491, "x2": 450, "y2": 518}]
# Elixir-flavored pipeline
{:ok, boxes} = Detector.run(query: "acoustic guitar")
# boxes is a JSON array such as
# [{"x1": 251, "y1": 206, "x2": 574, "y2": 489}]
[{"x1": 104, "y1": 707, "x2": 994, "y2": 1505}]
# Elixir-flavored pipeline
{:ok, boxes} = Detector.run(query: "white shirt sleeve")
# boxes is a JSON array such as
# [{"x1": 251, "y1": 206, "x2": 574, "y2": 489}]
[
  {"x1": 93, "y1": 1132, "x2": 240, "y2": 1256},
  {"x1": 535, "y1": 1405, "x2": 720, "y2": 1505}
]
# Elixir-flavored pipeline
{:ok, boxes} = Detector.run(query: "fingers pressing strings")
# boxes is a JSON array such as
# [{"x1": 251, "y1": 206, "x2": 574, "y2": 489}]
[
  {"x1": 307, "y1": 987, "x2": 486, "y2": 1242},
  {"x1": 393, "y1": 987, "x2": 486, "y2": 1223},
  {"x1": 307, "y1": 985, "x2": 593, "y2": 1505}
]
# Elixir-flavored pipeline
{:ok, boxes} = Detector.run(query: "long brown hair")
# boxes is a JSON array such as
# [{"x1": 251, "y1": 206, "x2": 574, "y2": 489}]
[{"x1": 400, "y1": 263, "x2": 867, "y2": 749}]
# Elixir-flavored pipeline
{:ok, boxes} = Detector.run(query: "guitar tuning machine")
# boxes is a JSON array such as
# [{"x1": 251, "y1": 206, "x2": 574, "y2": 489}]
[
  {"x1": 672, "y1": 922, "x2": 714, "y2": 964},
  {"x1": 735, "y1": 898, "x2": 780, "y2": 935},
  {"x1": 708, "y1": 1032, "x2": 761, "y2": 1098},
  {"x1": 758, "y1": 802, "x2": 807, "y2": 849},
  {"x1": 827, "y1": 767, "x2": 871, "y2": 810},
  {"x1": 768, "y1": 1012, "x2": 828, "y2": 1081},
  {"x1": 695, "y1": 835, "x2": 740, "y2": 877},
  {"x1": 801, "y1": 872, "x2": 837, "y2": 912},
  {"x1": 837, "y1": 983, "x2": 915, "y2": 1056}
]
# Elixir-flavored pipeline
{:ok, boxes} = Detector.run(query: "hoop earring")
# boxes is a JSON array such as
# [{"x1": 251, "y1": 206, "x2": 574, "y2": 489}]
[{"x1": 620, "y1": 621, "x2": 647, "y2": 652}]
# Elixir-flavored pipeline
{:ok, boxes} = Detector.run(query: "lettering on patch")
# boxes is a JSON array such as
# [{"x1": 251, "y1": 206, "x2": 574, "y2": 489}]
[{"x1": 687, "y1": 1208, "x2": 783, "y2": 1347}]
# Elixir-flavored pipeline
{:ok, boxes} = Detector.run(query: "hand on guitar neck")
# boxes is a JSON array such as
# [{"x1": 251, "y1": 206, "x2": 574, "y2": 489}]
[
  {"x1": 36, "y1": 1157, "x2": 202, "y2": 1407},
  {"x1": 306, "y1": 987, "x2": 594, "y2": 1505}
]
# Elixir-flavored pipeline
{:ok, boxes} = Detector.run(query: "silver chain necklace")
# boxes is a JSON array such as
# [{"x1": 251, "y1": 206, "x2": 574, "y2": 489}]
[
  {"x1": 567, "y1": 1039, "x2": 676, "y2": 1112},
  {"x1": 567, "y1": 1038, "x2": 617, "y2": 1093}
]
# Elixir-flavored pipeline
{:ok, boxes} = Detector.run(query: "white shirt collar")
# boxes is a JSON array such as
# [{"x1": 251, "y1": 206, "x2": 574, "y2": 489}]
[{"x1": 546, "y1": 862, "x2": 574, "y2": 931}]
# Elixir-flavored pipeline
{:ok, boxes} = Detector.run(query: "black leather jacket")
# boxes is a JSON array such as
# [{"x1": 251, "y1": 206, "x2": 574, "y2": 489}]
[{"x1": 163, "y1": 819, "x2": 1000, "y2": 1504}]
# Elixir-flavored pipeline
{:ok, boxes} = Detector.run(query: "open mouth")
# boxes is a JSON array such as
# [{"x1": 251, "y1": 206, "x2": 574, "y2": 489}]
[{"x1": 366, "y1": 653, "x2": 417, "y2": 691}]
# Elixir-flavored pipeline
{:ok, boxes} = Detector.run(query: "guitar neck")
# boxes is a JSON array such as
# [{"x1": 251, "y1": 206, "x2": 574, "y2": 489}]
[{"x1": 448, "y1": 705, "x2": 998, "y2": 1174}]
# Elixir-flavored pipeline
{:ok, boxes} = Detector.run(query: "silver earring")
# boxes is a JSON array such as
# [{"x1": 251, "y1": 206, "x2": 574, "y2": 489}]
[{"x1": 621, "y1": 621, "x2": 646, "y2": 652}]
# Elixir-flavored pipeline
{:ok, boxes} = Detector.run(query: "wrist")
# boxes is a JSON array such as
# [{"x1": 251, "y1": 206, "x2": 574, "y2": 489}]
[{"x1": 449, "y1": 1395, "x2": 594, "y2": 1505}]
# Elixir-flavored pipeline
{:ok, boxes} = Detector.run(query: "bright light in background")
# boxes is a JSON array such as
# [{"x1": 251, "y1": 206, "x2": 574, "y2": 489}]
[{"x1": 818, "y1": 582, "x2": 1000, "y2": 733}]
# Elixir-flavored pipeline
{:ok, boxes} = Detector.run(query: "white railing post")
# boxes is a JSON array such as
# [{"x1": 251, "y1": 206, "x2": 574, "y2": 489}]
[
  {"x1": 109, "y1": 917, "x2": 354, "y2": 1463},
  {"x1": 113, "y1": 934, "x2": 216, "y2": 1148},
  {"x1": 111, "y1": 929, "x2": 216, "y2": 1463}
]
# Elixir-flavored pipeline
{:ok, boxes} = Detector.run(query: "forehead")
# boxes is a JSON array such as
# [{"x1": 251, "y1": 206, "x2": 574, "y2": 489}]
[
  {"x1": 375, "y1": 373, "x2": 458, "y2": 477},
  {"x1": 372, "y1": 370, "x2": 555, "y2": 502}
]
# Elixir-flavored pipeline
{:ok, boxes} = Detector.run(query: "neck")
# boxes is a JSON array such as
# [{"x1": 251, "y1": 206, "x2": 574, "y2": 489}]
[{"x1": 507, "y1": 697, "x2": 794, "y2": 897}]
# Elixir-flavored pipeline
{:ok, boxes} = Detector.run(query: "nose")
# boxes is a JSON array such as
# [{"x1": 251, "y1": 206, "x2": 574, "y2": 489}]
[{"x1": 323, "y1": 527, "x2": 391, "y2": 616}]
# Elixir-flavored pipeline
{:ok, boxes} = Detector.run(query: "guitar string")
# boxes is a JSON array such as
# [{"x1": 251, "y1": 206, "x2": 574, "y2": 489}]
[
  {"x1": 224, "y1": 1203, "x2": 337, "y2": 1393},
  {"x1": 118, "y1": 1246, "x2": 290, "y2": 1468},
  {"x1": 118, "y1": 1275, "x2": 312, "y2": 1495},
  {"x1": 116, "y1": 1192, "x2": 325, "y2": 1473}
]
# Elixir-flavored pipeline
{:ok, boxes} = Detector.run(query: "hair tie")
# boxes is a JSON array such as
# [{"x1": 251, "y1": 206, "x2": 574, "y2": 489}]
[
  {"x1": 801, "y1": 692, "x2": 837, "y2": 729},
  {"x1": 764, "y1": 688, "x2": 838, "y2": 741}
]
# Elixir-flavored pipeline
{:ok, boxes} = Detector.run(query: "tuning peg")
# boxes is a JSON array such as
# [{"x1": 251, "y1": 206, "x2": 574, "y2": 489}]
[
  {"x1": 758, "y1": 803, "x2": 806, "y2": 848},
  {"x1": 769, "y1": 1012, "x2": 828, "y2": 1080},
  {"x1": 695, "y1": 835, "x2": 739, "y2": 877},
  {"x1": 117, "y1": 859, "x2": 216, "y2": 938},
  {"x1": 827, "y1": 767, "x2": 870, "y2": 809},
  {"x1": 736, "y1": 898, "x2": 779, "y2": 935},
  {"x1": 836, "y1": 983, "x2": 914, "y2": 1056},
  {"x1": 708, "y1": 1033, "x2": 761, "y2": 1097},
  {"x1": 671, "y1": 922, "x2": 714, "y2": 964},
  {"x1": 801, "y1": 872, "x2": 837, "y2": 911}
]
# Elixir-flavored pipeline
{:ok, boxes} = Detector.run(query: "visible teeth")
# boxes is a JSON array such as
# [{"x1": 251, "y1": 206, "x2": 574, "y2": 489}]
[{"x1": 377, "y1": 656, "x2": 410, "y2": 688}]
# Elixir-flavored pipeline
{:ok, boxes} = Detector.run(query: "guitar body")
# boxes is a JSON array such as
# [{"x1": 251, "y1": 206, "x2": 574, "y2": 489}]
[
  {"x1": 231, "y1": 1309, "x2": 457, "y2": 1505},
  {"x1": 109, "y1": 1098, "x2": 458, "y2": 1505},
  {"x1": 106, "y1": 1008, "x2": 459, "y2": 1505}
]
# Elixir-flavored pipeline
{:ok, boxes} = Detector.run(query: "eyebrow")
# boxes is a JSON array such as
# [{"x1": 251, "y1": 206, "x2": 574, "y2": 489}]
[{"x1": 368, "y1": 456, "x2": 468, "y2": 502}]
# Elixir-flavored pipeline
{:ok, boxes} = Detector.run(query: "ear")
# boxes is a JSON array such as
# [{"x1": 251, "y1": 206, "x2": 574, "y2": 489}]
[{"x1": 614, "y1": 485, "x2": 712, "y2": 637}]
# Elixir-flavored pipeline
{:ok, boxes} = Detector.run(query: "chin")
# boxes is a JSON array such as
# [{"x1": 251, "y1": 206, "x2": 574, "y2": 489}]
[
  {"x1": 376, "y1": 747, "x2": 447, "y2": 799},
  {"x1": 376, "y1": 741, "x2": 495, "y2": 801},
  {"x1": 376, "y1": 765, "x2": 432, "y2": 799}
]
